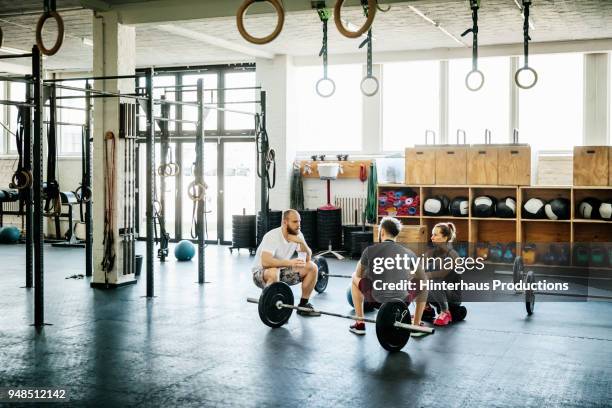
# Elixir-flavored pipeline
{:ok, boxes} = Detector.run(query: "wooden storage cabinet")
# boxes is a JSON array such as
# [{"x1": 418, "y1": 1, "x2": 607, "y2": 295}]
[
  {"x1": 573, "y1": 146, "x2": 609, "y2": 186},
  {"x1": 498, "y1": 145, "x2": 531, "y2": 186},
  {"x1": 405, "y1": 147, "x2": 436, "y2": 185},
  {"x1": 376, "y1": 183, "x2": 612, "y2": 270},
  {"x1": 435, "y1": 147, "x2": 467, "y2": 185},
  {"x1": 467, "y1": 147, "x2": 498, "y2": 185}
]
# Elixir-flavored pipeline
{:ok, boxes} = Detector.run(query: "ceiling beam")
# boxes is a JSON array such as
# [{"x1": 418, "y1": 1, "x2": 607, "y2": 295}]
[
  {"x1": 0, "y1": 61, "x2": 30, "y2": 75},
  {"x1": 79, "y1": 0, "x2": 111, "y2": 12},
  {"x1": 85, "y1": 0, "x2": 418, "y2": 25},
  {"x1": 156, "y1": 25, "x2": 275, "y2": 59},
  {"x1": 292, "y1": 38, "x2": 612, "y2": 66}
]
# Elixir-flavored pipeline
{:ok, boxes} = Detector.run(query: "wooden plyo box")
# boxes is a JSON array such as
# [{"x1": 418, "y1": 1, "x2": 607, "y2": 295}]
[{"x1": 573, "y1": 146, "x2": 609, "y2": 186}]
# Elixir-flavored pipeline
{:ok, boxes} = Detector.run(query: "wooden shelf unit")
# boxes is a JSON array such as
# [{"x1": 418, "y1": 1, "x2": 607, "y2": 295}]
[{"x1": 376, "y1": 184, "x2": 612, "y2": 266}]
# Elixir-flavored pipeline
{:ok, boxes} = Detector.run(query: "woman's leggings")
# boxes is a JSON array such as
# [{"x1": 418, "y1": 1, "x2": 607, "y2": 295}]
[{"x1": 427, "y1": 278, "x2": 461, "y2": 311}]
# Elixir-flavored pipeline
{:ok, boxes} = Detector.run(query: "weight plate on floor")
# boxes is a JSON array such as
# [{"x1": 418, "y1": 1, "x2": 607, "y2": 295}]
[
  {"x1": 525, "y1": 270, "x2": 535, "y2": 315},
  {"x1": 376, "y1": 299, "x2": 411, "y2": 352},
  {"x1": 258, "y1": 282, "x2": 294, "y2": 328},
  {"x1": 513, "y1": 256, "x2": 523, "y2": 284},
  {"x1": 314, "y1": 256, "x2": 329, "y2": 293}
]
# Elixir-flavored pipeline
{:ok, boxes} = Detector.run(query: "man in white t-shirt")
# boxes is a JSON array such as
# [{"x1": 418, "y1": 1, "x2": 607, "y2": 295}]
[{"x1": 252, "y1": 209, "x2": 320, "y2": 316}]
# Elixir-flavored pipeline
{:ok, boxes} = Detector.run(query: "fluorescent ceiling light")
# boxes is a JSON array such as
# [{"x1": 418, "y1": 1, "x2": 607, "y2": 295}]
[{"x1": 408, "y1": 5, "x2": 466, "y2": 47}]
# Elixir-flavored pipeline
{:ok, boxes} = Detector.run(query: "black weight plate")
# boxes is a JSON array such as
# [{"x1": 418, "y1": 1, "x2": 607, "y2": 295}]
[
  {"x1": 513, "y1": 256, "x2": 523, "y2": 285},
  {"x1": 376, "y1": 299, "x2": 411, "y2": 352},
  {"x1": 525, "y1": 270, "x2": 535, "y2": 315},
  {"x1": 314, "y1": 256, "x2": 329, "y2": 293},
  {"x1": 258, "y1": 282, "x2": 294, "y2": 328}
]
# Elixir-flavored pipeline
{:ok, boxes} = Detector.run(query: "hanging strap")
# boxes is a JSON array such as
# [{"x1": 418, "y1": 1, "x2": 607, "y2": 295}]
[
  {"x1": 461, "y1": 0, "x2": 484, "y2": 91},
  {"x1": 101, "y1": 131, "x2": 116, "y2": 278},
  {"x1": 514, "y1": 0, "x2": 538, "y2": 89},
  {"x1": 358, "y1": 1, "x2": 379, "y2": 96}
]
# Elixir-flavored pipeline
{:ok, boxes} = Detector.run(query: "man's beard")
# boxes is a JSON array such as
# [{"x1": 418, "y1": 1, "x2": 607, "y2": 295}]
[{"x1": 287, "y1": 226, "x2": 300, "y2": 235}]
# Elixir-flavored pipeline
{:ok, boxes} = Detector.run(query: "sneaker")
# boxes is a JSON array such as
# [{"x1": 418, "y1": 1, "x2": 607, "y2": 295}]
[
  {"x1": 297, "y1": 303, "x2": 321, "y2": 317},
  {"x1": 410, "y1": 322, "x2": 430, "y2": 338},
  {"x1": 421, "y1": 304, "x2": 435, "y2": 323},
  {"x1": 349, "y1": 322, "x2": 366, "y2": 335},
  {"x1": 449, "y1": 304, "x2": 467, "y2": 322},
  {"x1": 433, "y1": 311, "x2": 452, "y2": 326}
]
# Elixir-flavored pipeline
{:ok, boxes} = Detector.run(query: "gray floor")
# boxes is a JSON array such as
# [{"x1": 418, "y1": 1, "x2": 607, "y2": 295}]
[{"x1": 0, "y1": 243, "x2": 611, "y2": 407}]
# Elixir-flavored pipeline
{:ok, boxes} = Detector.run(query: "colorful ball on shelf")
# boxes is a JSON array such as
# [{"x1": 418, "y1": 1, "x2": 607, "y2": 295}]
[
  {"x1": 496, "y1": 197, "x2": 516, "y2": 218},
  {"x1": 473, "y1": 196, "x2": 496, "y2": 217},
  {"x1": 599, "y1": 201, "x2": 612, "y2": 220},
  {"x1": 405, "y1": 197, "x2": 414, "y2": 206}
]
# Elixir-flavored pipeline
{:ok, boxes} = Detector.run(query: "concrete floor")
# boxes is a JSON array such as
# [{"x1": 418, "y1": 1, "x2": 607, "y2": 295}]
[{"x1": 0, "y1": 243, "x2": 611, "y2": 407}]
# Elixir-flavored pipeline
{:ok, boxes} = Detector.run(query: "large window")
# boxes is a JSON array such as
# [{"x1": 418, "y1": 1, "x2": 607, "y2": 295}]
[
  {"x1": 382, "y1": 61, "x2": 440, "y2": 151},
  {"x1": 8, "y1": 82, "x2": 25, "y2": 153},
  {"x1": 225, "y1": 71, "x2": 256, "y2": 131},
  {"x1": 448, "y1": 57, "x2": 510, "y2": 144},
  {"x1": 295, "y1": 64, "x2": 362, "y2": 152},
  {"x1": 183, "y1": 73, "x2": 218, "y2": 131},
  {"x1": 57, "y1": 80, "x2": 86, "y2": 155},
  {"x1": 518, "y1": 53, "x2": 583, "y2": 151}
]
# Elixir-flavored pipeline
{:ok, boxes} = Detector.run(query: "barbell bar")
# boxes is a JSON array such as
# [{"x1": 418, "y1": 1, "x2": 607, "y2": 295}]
[{"x1": 247, "y1": 281, "x2": 434, "y2": 352}]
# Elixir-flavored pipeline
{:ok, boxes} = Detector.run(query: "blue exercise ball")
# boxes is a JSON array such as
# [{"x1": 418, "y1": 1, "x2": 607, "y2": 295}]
[
  {"x1": 174, "y1": 240, "x2": 195, "y2": 261},
  {"x1": 0, "y1": 226, "x2": 21, "y2": 244},
  {"x1": 346, "y1": 286, "x2": 354, "y2": 308}
]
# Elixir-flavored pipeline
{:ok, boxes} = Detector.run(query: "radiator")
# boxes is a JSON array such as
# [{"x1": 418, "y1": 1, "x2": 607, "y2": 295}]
[{"x1": 334, "y1": 196, "x2": 367, "y2": 225}]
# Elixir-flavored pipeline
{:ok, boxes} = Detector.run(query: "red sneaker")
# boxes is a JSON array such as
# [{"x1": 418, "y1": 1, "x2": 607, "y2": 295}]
[
  {"x1": 433, "y1": 311, "x2": 452, "y2": 326},
  {"x1": 349, "y1": 322, "x2": 366, "y2": 335}
]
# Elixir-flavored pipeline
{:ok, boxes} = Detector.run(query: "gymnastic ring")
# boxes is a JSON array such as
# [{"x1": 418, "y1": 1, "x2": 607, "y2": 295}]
[
  {"x1": 9, "y1": 170, "x2": 32, "y2": 190},
  {"x1": 334, "y1": 0, "x2": 377, "y2": 39},
  {"x1": 236, "y1": 0, "x2": 284, "y2": 45},
  {"x1": 187, "y1": 181, "x2": 207, "y2": 202},
  {"x1": 360, "y1": 75, "x2": 379, "y2": 97},
  {"x1": 514, "y1": 66, "x2": 538, "y2": 90},
  {"x1": 315, "y1": 77, "x2": 336, "y2": 98},
  {"x1": 465, "y1": 69, "x2": 485, "y2": 92},
  {"x1": 36, "y1": 11, "x2": 65, "y2": 56},
  {"x1": 169, "y1": 163, "x2": 181, "y2": 176},
  {"x1": 75, "y1": 185, "x2": 92, "y2": 203}
]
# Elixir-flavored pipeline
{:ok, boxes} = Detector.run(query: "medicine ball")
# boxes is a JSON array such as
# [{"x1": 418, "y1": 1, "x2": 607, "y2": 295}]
[
  {"x1": 0, "y1": 226, "x2": 21, "y2": 244},
  {"x1": 174, "y1": 240, "x2": 195, "y2": 261},
  {"x1": 599, "y1": 201, "x2": 612, "y2": 220},
  {"x1": 472, "y1": 196, "x2": 496, "y2": 218},
  {"x1": 449, "y1": 196, "x2": 468, "y2": 217},
  {"x1": 346, "y1": 286, "x2": 376, "y2": 312},
  {"x1": 544, "y1": 198, "x2": 570, "y2": 220},
  {"x1": 522, "y1": 198, "x2": 546, "y2": 219},
  {"x1": 424, "y1": 195, "x2": 449, "y2": 216},
  {"x1": 578, "y1": 197, "x2": 601, "y2": 219},
  {"x1": 496, "y1": 197, "x2": 516, "y2": 218}
]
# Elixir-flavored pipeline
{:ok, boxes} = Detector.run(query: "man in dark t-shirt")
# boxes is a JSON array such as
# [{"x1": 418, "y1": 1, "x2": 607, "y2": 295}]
[{"x1": 349, "y1": 217, "x2": 428, "y2": 336}]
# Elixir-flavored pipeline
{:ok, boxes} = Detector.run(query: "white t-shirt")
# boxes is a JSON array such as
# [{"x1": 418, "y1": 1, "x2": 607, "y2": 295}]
[{"x1": 253, "y1": 227, "x2": 305, "y2": 268}]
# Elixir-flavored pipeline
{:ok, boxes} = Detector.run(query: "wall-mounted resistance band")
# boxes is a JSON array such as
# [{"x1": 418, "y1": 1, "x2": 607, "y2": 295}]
[
  {"x1": 514, "y1": 0, "x2": 538, "y2": 89},
  {"x1": 334, "y1": 0, "x2": 377, "y2": 39},
  {"x1": 461, "y1": 0, "x2": 484, "y2": 91},
  {"x1": 75, "y1": 126, "x2": 92, "y2": 204},
  {"x1": 236, "y1": 0, "x2": 285, "y2": 45},
  {"x1": 43, "y1": 85, "x2": 61, "y2": 217},
  {"x1": 36, "y1": 0, "x2": 65, "y2": 56},
  {"x1": 188, "y1": 162, "x2": 208, "y2": 240},
  {"x1": 315, "y1": 6, "x2": 336, "y2": 98},
  {"x1": 9, "y1": 107, "x2": 33, "y2": 191},
  {"x1": 101, "y1": 131, "x2": 116, "y2": 280},
  {"x1": 358, "y1": 2, "x2": 379, "y2": 97},
  {"x1": 255, "y1": 113, "x2": 276, "y2": 191}
]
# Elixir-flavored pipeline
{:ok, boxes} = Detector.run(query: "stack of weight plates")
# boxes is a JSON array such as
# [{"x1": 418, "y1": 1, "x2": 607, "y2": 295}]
[
  {"x1": 316, "y1": 208, "x2": 342, "y2": 250},
  {"x1": 232, "y1": 215, "x2": 256, "y2": 250},
  {"x1": 298, "y1": 209, "x2": 317, "y2": 249},
  {"x1": 257, "y1": 210, "x2": 282, "y2": 244},
  {"x1": 348, "y1": 228, "x2": 373, "y2": 257},
  {"x1": 343, "y1": 225, "x2": 363, "y2": 254}
]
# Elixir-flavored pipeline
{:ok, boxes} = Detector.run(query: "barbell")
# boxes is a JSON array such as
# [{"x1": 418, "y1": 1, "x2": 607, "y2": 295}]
[
  {"x1": 247, "y1": 281, "x2": 434, "y2": 352},
  {"x1": 313, "y1": 256, "x2": 352, "y2": 293}
]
